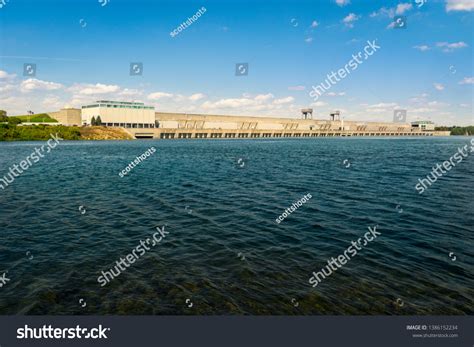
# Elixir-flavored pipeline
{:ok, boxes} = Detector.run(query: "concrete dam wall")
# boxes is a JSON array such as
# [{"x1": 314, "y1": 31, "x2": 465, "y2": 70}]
[{"x1": 124, "y1": 112, "x2": 447, "y2": 139}]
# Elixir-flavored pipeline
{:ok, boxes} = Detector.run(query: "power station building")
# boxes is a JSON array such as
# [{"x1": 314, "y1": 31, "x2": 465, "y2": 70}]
[
  {"x1": 49, "y1": 108, "x2": 82, "y2": 126},
  {"x1": 81, "y1": 100, "x2": 156, "y2": 128},
  {"x1": 411, "y1": 121, "x2": 435, "y2": 131},
  {"x1": 46, "y1": 101, "x2": 449, "y2": 138}
]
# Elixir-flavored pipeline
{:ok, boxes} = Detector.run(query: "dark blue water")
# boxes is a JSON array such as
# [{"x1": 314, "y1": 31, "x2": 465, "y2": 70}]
[{"x1": 0, "y1": 138, "x2": 472, "y2": 315}]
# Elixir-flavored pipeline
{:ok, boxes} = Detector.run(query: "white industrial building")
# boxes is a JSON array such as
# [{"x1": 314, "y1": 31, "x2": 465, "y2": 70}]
[
  {"x1": 81, "y1": 100, "x2": 156, "y2": 128},
  {"x1": 411, "y1": 121, "x2": 435, "y2": 131}
]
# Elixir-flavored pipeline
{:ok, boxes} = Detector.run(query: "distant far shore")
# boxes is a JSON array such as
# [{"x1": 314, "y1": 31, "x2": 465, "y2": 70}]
[{"x1": 435, "y1": 126, "x2": 474, "y2": 136}]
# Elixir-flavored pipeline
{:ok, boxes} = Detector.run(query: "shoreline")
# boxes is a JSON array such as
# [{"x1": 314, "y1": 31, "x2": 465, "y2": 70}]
[{"x1": 0, "y1": 134, "x2": 462, "y2": 142}]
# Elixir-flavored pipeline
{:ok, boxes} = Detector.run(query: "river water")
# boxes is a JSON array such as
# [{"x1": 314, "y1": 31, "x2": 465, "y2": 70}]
[{"x1": 0, "y1": 137, "x2": 472, "y2": 314}]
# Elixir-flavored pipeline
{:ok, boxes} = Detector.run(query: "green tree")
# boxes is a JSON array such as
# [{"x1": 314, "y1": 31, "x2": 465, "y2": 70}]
[
  {"x1": 96, "y1": 116, "x2": 102, "y2": 126},
  {"x1": 436, "y1": 126, "x2": 474, "y2": 136},
  {"x1": 0, "y1": 124, "x2": 81, "y2": 141},
  {"x1": 91, "y1": 116, "x2": 96, "y2": 126},
  {"x1": 7, "y1": 117, "x2": 22, "y2": 125}
]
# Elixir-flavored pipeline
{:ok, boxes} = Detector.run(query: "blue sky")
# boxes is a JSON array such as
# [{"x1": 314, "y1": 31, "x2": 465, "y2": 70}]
[{"x1": 0, "y1": 0, "x2": 472, "y2": 125}]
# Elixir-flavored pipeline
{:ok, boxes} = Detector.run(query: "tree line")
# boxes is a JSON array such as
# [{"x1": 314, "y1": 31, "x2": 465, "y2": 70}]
[{"x1": 435, "y1": 126, "x2": 474, "y2": 135}]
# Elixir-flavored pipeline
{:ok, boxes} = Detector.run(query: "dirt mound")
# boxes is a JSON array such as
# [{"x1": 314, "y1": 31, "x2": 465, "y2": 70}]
[{"x1": 79, "y1": 126, "x2": 134, "y2": 140}]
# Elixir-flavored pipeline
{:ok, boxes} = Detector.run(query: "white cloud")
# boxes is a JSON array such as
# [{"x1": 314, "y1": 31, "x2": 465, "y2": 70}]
[
  {"x1": 342, "y1": 13, "x2": 360, "y2": 28},
  {"x1": 148, "y1": 92, "x2": 294, "y2": 116},
  {"x1": 288, "y1": 85, "x2": 306, "y2": 91},
  {"x1": 370, "y1": 7, "x2": 394, "y2": 18},
  {"x1": 409, "y1": 93, "x2": 430, "y2": 103},
  {"x1": 119, "y1": 88, "x2": 142, "y2": 97},
  {"x1": 436, "y1": 41, "x2": 468, "y2": 52},
  {"x1": 0, "y1": 70, "x2": 16, "y2": 80},
  {"x1": 410, "y1": 107, "x2": 435, "y2": 113},
  {"x1": 310, "y1": 20, "x2": 319, "y2": 28},
  {"x1": 173, "y1": 94, "x2": 187, "y2": 102},
  {"x1": 69, "y1": 83, "x2": 119, "y2": 95},
  {"x1": 64, "y1": 84, "x2": 144, "y2": 107},
  {"x1": 386, "y1": 21, "x2": 396, "y2": 29},
  {"x1": 201, "y1": 98, "x2": 253, "y2": 109},
  {"x1": 148, "y1": 92, "x2": 174, "y2": 100},
  {"x1": 413, "y1": 45, "x2": 430, "y2": 51},
  {"x1": 336, "y1": 0, "x2": 350, "y2": 6},
  {"x1": 427, "y1": 101, "x2": 449, "y2": 107},
  {"x1": 273, "y1": 96, "x2": 294, "y2": 105},
  {"x1": 0, "y1": 84, "x2": 16, "y2": 93},
  {"x1": 459, "y1": 103, "x2": 470, "y2": 108},
  {"x1": 434, "y1": 83, "x2": 445, "y2": 91},
  {"x1": 305, "y1": 37, "x2": 313, "y2": 43},
  {"x1": 459, "y1": 77, "x2": 474, "y2": 85},
  {"x1": 327, "y1": 92, "x2": 346, "y2": 96},
  {"x1": 0, "y1": 96, "x2": 34, "y2": 115},
  {"x1": 371, "y1": 3, "x2": 412, "y2": 18},
  {"x1": 368, "y1": 102, "x2": 398, "y2": 108},
  {"x1": 42, "y1": 96, "x2": 65, "y2": 110},
  {"x1": 365, "y1": 102, "x2": 401, "y2": 114},
  {"x1": 310, "y1": 101, "x2": 327, "y2": 107},
  {"x1": 412, "y1": 42, "x2": 468, "y2": 53},
  {"x1": 446, "y1": 0, "x2": 474, "y2": 12},
  {"x1": 254, "y1": 93, "x2": 274, "y2": 102},
  {"x1": 189, "y1": 93, "x2": 206, "y2": 101},
  {"x1": 68, "y1": 98, "x2": 88, "y2": 108},
  {"x1": 21, "y1": 78, "x2": 63, "y2": 93},
  {"x1": 396, "y1": 3, "x2": 413, "y2": 14},
  {"x1": 409, "y1": 96, "x2": 449, "y2": 112},
  {"x1": 199, "y1": 93, "x2": 297, "y2": 115}
]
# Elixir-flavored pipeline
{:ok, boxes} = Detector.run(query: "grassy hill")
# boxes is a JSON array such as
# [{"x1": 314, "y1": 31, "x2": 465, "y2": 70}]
[
  {"x1": 14, "y1": 113, "x2": 58, "y2": 123},
  {"x1": 0, "y1": 124, "x2": 133, "y2": 141},
  {"x1": 0, "y1": 124, "x2": 80, "y2": 140}
]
